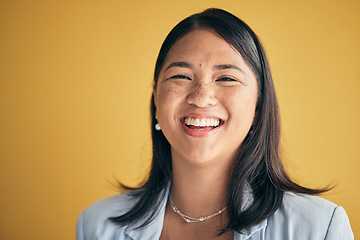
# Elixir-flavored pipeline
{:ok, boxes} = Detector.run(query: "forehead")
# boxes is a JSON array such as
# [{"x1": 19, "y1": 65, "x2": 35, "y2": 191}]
[{"x1": 164, "y1": 29, "x2": 243, "y2": 64}]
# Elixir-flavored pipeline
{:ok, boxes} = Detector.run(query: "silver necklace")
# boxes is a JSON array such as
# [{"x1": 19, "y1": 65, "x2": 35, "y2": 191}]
[{"x1": 169, "y1": 196, "x2": 227, "y2": 223}]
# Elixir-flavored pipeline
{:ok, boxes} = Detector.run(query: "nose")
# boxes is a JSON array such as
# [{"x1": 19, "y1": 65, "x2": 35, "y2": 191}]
[{"x1": 186, "y1": 83, "x2": 217, "y2": 107}]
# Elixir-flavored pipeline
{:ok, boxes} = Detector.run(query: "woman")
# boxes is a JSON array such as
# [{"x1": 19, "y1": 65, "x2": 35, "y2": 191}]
[{"x1": 76, "y1": 8, "x2": 353, "y2": 240}]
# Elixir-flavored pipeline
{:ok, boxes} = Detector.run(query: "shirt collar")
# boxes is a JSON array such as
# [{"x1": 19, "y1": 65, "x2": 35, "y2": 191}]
[
  {"x1": 124, "y1": 187, "x2": 169, "y2": 240},
  {"x1": 234, "y1": 219, "x2": 267, "y2": 240}
]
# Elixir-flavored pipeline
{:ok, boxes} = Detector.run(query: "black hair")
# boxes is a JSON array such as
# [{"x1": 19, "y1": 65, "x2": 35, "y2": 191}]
[{"x1": 110, "y1": 8, "x2": 330, "y2": 234}]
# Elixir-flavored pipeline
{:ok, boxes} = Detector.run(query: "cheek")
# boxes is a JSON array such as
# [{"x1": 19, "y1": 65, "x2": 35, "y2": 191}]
[
  {"x1": 156, "y1": 84, "x2": 185, "y2": 113},
  {"x1": 157, "y1": 87, "x2": 175, "y2": 105},
  {"x1": 222, "y1": 89, "x2": 257, "y2": 117}
]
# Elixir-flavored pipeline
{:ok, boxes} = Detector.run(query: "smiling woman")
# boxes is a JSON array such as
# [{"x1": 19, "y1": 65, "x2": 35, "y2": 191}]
[
  {"x1": 76, "y1": 8, "x2": 354, "y2": 240},
  {"x1": 154, "y1": 29, "x2": 258, "y2": 164}
]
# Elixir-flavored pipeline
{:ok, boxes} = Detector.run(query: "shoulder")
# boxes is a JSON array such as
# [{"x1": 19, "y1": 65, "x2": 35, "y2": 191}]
[
  {"x1": 83, "y1": 192, "x2": 136, "y2": 219},
  {"x1": 281, "y1": 192, "x2": 337, "y2": 219},
  {"x1": 265, "y1": 192, "x2": 353, "y2": 239},
  {"x1": 76, "y1": 192, "x2": 137, "y2": 240}
]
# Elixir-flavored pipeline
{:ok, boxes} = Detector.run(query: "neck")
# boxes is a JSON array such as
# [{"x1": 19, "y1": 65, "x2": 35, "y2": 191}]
[{"x1": 170, "y1": 152, "x2": 232, "y2": 218}]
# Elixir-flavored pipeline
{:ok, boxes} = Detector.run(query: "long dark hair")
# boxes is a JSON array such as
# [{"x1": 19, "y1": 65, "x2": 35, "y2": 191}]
[{"x1": 110, "y1": 8, "x2": 329, "y2": 233}]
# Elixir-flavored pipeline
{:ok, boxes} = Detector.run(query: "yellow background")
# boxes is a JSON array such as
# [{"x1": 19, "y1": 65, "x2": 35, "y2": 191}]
[{"x1": 0, "y1": 0, "x2": 359, "y2": 239}]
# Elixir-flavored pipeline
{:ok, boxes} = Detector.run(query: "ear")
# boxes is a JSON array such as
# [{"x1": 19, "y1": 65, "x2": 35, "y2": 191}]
[
  {"x1": 153, "y1": 83, "x2": 157, "y2": 107},
  {"x1": 252, "y1": 108, "x2": 259, "y2": 127}
]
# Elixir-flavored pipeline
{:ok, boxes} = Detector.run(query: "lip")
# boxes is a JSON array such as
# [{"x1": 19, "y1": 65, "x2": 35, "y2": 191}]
[{"x1": 180, "y1": 114, "x2": 224, "y2": 138}]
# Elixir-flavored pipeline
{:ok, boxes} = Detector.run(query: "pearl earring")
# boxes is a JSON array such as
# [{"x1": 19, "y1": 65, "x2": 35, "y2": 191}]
[
  {"x1": 155, "y1": 115, "x2": 161, "y2": 131},
  {"x1": 155, "y1": 122, "x2": 161, "y2": 131}
]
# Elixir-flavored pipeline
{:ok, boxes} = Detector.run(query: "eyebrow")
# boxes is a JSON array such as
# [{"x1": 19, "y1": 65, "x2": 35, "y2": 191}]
[
  {"x1": 213, "y1": 64, "x2": 245, "y2": 74},
  {"x1": 165, "y1": 62, "x2": 192, "y2": 71}
]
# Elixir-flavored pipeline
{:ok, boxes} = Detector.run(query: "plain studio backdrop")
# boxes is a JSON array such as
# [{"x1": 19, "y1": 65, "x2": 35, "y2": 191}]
[{"x1": 0, "y1": 0, "x2": 359, "y2": 239}]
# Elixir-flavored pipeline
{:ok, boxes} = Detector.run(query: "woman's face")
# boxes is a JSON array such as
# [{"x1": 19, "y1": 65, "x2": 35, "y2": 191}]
[{"x1": 154, "y1": 29, "x2": 258, "y2": 166}]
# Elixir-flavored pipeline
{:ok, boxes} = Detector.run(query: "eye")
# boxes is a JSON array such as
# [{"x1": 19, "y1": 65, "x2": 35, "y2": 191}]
[
  {"x1": 216, "y1": 77, "x2": 237, "y2": 82},
  {"x1": 168, "y1": 75, "x2": 192, "y2": 80}
]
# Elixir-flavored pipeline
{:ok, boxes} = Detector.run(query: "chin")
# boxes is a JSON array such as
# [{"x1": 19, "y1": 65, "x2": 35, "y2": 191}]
[{"x1": 182, "y1": 152, "x2": 225, "y2": 166}]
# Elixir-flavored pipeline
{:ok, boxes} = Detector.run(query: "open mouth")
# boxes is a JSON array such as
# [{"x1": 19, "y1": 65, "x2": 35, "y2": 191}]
[{"x1": 181, "y1": 117, "x2": 223, "y2": 130}]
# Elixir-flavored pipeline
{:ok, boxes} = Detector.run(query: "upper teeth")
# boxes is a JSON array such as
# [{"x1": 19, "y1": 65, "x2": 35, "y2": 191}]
[{"x1": 184, "y1": 117, "x2": 220, "y2": 127}]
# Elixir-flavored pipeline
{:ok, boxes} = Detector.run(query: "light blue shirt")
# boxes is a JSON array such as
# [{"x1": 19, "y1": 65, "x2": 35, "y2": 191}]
[{"x1": 76, "y1": 190, "x2": 353, "y2": 239}]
